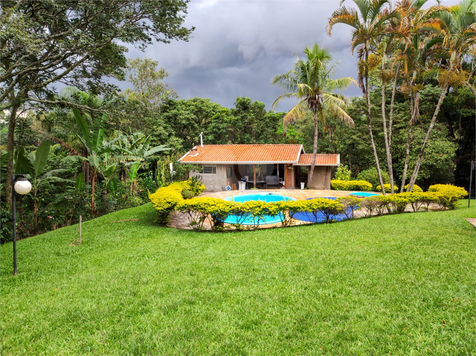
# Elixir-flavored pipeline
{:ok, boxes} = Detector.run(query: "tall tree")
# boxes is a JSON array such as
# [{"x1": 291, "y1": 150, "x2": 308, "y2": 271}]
[
  {"x1": 272, "y1": 44, "x2": 355, "y2": 186},
  {"x1": 407, "y1": 0, "x2": 476, "y2": 190},
  {"x1": 125, "y1": 58, "x2": 177, "y2": 110},
  {"x1": 382, "y1": 0, "x2": 444, "y2": 191},
  {"x1": 328, "y1": 0, "x2": 397, "y2": 194},
  {"x1": 1, "y1": 0, "x2": 192, "y2": 207}
]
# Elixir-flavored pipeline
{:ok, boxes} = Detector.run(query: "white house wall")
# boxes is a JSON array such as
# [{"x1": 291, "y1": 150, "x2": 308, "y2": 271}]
[
  {"x1": 191, "y1": 165, "x2": 228, "y2": 192},
  {"x1": 308, "y1": 166, "x2": 333, "y2": 189}
]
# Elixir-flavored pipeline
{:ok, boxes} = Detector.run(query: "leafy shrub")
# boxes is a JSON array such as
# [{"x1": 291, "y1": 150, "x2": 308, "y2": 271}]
[
  {"x1": 181, "y1": 190, "x2": 194, "y2": 199},
  {"x1": 176, "y1": 197, "x2": 236, "y2": 231},
  {"x1": 376, "y1": 184, "x2": 395, "y2": 193},
  {"x1": 181, "y1": 176, "x2": 206, "y2": 196},
  {"x1": 149, "y1": 179, "x2": 204, "y2": 225},
  {"x1": 418, "y1": 192, "x2": 440, "y2": 209},
  {"x1": 304, "y1": 198, "x2": 344, "y2": 223},
  {"x1": 428, "y1": 184, "x2": 467, "y2": 196},
  {"x1": 376, "y1": 184, "x2": 423, "y2": 193},
  {"x1": 427, "y1": 184, "x2": 467, "y2": 210},
  {"x1": 334, "y1": 165, "x2": 352, "y2": 181},
  {"x1": 357, "y1": 168, "x2": 389, "y2": 189},
  {"x1": 360, "y1": 197, "x2": 378, "y2": 217},
  {"x1": 404, "y1": 184, "x2": 423, "y2": 192},
  {"x1": 387, "y1": 194, "x2": 410, "y2": 214},
  {"x1": 331, "y1": 180, "x2": 373, "y2": 191},
  {"x1": 397, "y1": 192, "x2": 422, "y2": 212},
  {"x1": 337, "y1": 196, "x2": 363, "y2": 219}
]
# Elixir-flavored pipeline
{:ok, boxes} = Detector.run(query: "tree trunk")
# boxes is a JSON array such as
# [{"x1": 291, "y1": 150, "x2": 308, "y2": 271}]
[
  {"x1": 387, "y1": 63, "x2": 400, "y2": 193},
  {"x1": 5, "y1": 104, "x2": 19, "y2": 209},
  {"x1": 381, "y1": 54, "x2": 394, "y2": 193},
  {"x1": 389, "y1": 63, "x2": 400, "y2": 150},
  {"x1": 407, "y1": 84, "x2": 449, "y2": 191},
  {"x1": 364, "y1": 46, "x2": 385, "y2": 194},
  {"x1": 401, "y1": 92, "x2": 419, "y2": 192},
  {"x1": 307, "y1": 111, "x2": 319, "y2": 186},
  {"x1": 400, "y1": 125, "x2": 413, "y2": 192}
]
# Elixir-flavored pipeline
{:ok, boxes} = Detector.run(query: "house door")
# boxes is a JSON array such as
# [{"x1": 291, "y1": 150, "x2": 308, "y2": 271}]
[{"x1": 284, "y1": 164, "x2": 294, "y2": 189}]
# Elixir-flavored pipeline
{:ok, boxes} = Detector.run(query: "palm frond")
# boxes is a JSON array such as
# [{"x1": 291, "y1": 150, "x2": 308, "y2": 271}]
[{"x1": 282, "y1": 101, "x2": 308, "y2": 127}]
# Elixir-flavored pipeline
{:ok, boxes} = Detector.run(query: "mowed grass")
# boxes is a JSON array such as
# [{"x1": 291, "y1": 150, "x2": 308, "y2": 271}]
[{"x1": 1, "y1": 201, "x2": 475, "y2": 355}]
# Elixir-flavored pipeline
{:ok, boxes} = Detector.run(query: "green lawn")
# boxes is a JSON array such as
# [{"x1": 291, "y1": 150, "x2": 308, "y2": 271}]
[{"x1": 1, "y1": 201, "x2": 475, "y2": 355}]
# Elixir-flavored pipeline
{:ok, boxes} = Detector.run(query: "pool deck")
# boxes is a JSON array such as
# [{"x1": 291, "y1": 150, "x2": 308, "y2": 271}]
[{"x1": 198, "y1": 188, "x2": 363, "y2": 200}]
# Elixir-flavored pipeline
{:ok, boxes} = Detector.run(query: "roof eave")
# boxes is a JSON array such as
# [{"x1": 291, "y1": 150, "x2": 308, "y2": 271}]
[
  {"x1": 179, "y1": 160, "x2": 299, "y2": 165},
  {"x1": 295, "y1": 163, "x2": 340, "y2": 167},
  {"x1": 178, "y1": 146, "x2": 198, "y2": 162}
]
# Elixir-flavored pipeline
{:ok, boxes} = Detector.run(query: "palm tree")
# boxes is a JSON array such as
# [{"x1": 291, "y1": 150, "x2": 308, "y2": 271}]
[
  {"x1": 406, "y1": 0, "x2": 476, "y2": 190},
  {"x1": 387, "y1": 0, "x2": 444, "y2": 191},
  {"x1": 272, "y1": 44, "x2": 355, "y2": 186},
  {"x1": 328, "y1": 0, "x2": 398, "y2": 194}
]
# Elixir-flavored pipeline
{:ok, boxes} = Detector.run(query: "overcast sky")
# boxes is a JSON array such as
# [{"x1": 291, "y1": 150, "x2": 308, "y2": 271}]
[{"x1": 125, "y1": 0, "x2": 460, "y2": 112}]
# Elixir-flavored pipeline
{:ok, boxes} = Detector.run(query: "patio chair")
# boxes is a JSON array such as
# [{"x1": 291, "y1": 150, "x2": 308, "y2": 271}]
[{"x1": 265, "y1": 175, "x2": 280, "y2": 189}]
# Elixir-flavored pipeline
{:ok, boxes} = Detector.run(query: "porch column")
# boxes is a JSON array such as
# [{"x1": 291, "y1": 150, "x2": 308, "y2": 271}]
[{"x1": 253, "y1": 164, "x2": 257, "y2": 188}]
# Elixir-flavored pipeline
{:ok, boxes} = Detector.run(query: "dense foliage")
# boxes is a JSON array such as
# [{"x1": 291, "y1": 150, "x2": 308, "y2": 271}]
[{"x1": 1, "y1": 0, "x2": 475, "y2": 242}]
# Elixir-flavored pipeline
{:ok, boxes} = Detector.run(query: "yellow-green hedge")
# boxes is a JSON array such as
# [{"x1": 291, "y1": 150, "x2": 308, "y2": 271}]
[
  {"x1": 427, "y1": 184, "x2": 468, "y2": 209},
  {"x1": 154, "y1": 184, "x2": 467, "y2": 229},
  {"x1": 149, "y1": 179, "x2": 206, "y2": 224},
  {"x1": 331, "y1": 180, "x2": 373, "y2": 191},
  {"x1": 376, "y1": 184, "x2": 423, "y2": 192}
]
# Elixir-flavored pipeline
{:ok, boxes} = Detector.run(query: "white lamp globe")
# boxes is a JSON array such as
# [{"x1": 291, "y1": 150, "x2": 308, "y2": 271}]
[{"x1": 14, "y1": 180, "x2": 32, "y2": 195}]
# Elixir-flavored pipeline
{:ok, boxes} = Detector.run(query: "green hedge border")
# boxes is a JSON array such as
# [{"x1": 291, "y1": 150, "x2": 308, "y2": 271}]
[{"x1": 149, "y1": 182, "x2": 468, "y2": 231}]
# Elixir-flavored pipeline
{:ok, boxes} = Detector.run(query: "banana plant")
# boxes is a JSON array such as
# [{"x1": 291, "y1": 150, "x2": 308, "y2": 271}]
[
  {"x1": 127, "y1": 162, "x2": 141, "y2": 196},
  {"x1": 16, "y1": 141, "x2": 73, "y2": 232},
  {"x1": 107, "y1": 132, "x2": 169, "y2": 195},
  {"x1": 70, "y1": 109, "x2": 115, "y2": 215}
]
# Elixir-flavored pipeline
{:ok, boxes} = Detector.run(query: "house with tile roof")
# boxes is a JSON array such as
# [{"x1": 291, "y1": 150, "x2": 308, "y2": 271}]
[{"x1": 179, "y1": 144, "x2": 339, "y2": 191}]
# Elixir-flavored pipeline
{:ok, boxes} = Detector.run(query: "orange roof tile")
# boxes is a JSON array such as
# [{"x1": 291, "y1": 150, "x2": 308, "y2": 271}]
[
  {"x1": 179, "y1": 144, "x2": 303, "y2": 164},
  {"x1": 297, "y1": 154, "x2": 340, "y2": 166}
]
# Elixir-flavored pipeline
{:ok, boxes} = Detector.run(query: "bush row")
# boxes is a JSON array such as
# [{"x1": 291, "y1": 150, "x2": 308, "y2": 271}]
[
  {"x1": 375, "y1": 184, "x2": 423, "y2": 192},
  {"x1": 149, "y1": 182, "x2": 468, "y2": 230},
  {"x1": 148, "y1": 178, "x2": 205, "y2": 224},
  {"x1": 173, "y1": 188, "x2": 467, "y2": 231},
  {"x1": 176, "y1": 196, "x2": 363, "y2": 231},
  {"x1": 330, "y1": 180, "x2": 373, "y2": 191}
]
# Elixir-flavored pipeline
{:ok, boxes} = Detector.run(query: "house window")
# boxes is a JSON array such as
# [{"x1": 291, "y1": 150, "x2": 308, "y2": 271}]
[
  {"x1": 202, "y1": 166, "x2": 216, "y2": 174},
  {"x1": 299, "y1": 166, "x2": 309, "y2": 174},
  {"x1": 226, "y1": 166, "x2": 233, "y2": 178}
]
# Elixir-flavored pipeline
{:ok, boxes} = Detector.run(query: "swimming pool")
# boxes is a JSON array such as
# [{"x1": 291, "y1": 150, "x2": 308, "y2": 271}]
[
  {"x1": 349, "y1": 192, "x2": 379, "y2": 197},
  {"x1": 223, "y1": 193, "x2": 295, "y2": 225}
]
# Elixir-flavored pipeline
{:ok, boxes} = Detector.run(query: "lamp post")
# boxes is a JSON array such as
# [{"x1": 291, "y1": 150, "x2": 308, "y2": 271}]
[{"x1": 12, "y1": 174, "x2": 32, "y2": 276}]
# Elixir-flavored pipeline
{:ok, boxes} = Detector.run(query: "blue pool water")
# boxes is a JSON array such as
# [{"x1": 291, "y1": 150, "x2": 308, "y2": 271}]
[
  {"x1": 223, "y1": 193, "x2": 295, "y2": 225},
  {"x1": 349, "y1": 192, "x2": 379, "y2": 197}
]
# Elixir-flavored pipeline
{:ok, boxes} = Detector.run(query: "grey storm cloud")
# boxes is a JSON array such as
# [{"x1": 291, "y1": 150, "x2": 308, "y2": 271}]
[{"x1": 124, "y1": 0, "x2": 458, "y2": 112}]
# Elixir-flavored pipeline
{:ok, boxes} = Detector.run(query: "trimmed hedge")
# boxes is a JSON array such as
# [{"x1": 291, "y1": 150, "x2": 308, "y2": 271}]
[
  {"x1": 427, "y1": 184, "x2": 468, "y2": 210},
  {"x1": 376, "y1": 184, "x2": 423, "y2": 193},
  {"x1": 149, "y1": 179, "x2": 205, "y2": 224},
  {"x1": 177, "y1": 197, "x2": 350, "y2": 231},
  {"x1": 331, "y1": 180, "x2": 373, "y2": 191},
  {"x1": 151, "y1": 182, "x2": 468, "y2": 230}
]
